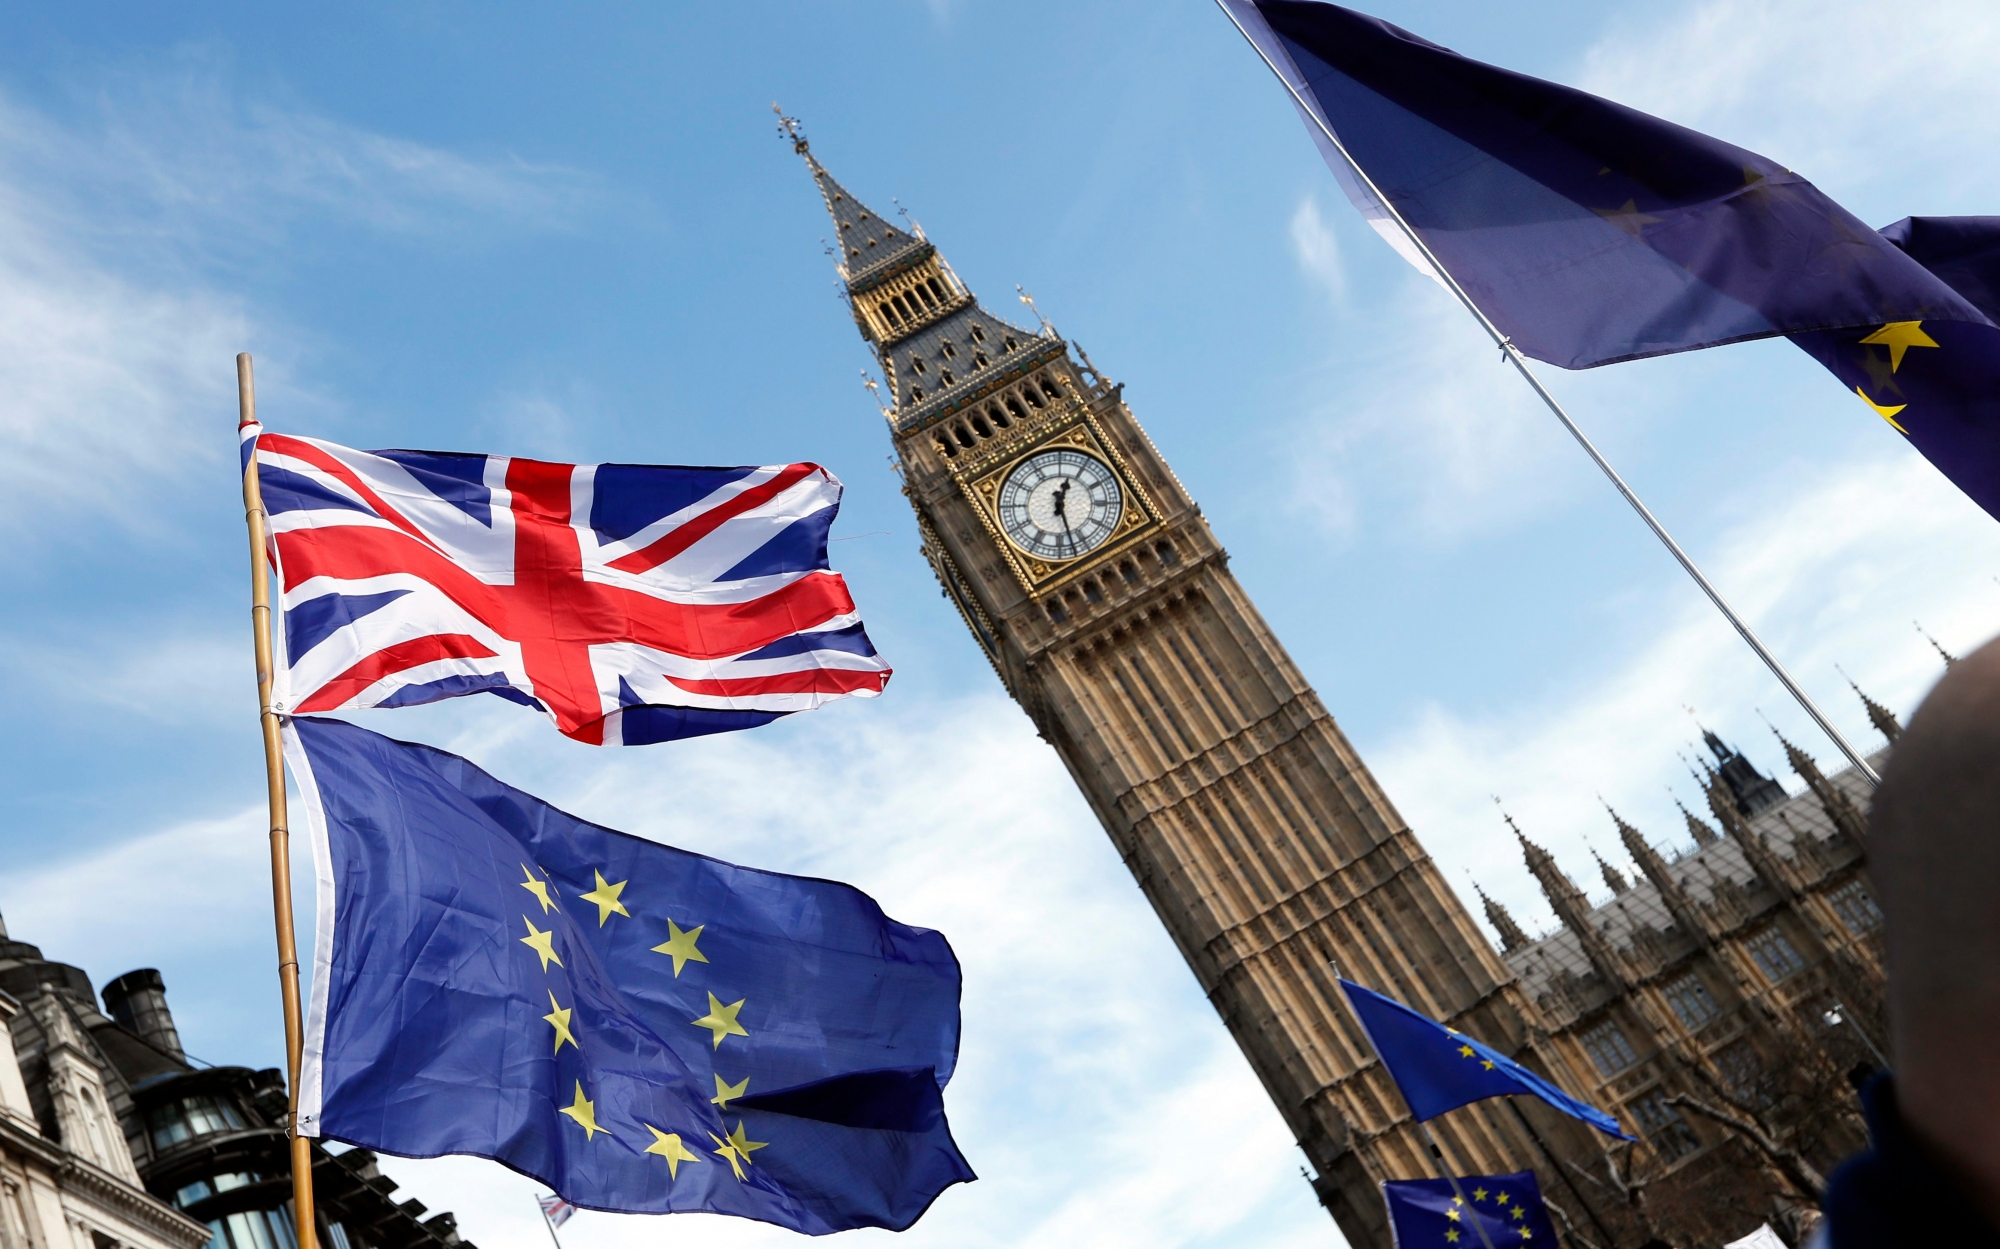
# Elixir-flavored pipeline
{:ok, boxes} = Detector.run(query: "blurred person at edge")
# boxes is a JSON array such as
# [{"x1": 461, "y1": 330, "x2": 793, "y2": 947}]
[{"x1": 1818, "y1": 635, "x2": 2000, "y2": 1247}]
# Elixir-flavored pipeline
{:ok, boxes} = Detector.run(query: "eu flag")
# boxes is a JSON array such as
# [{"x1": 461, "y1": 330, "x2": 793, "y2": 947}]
[
  {"x1": 1383, "y1": 1171, "x2": 1558, "y2": 1248},
  {"x1": 282, "y1": 715, "x2": 974, "y2": 1234},
  {"x1": 1341, "y1": 980, "x2": 1629, "y2": 1138},
  {"x1": 1226, "y1": 0, "x2": 2000, "y2": 523}
]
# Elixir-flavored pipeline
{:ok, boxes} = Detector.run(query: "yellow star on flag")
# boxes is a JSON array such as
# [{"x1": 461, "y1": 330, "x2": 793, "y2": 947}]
[
  {"x1": 1446, "y1": 1208, "x2": 1461, "y2": 1222},
  {"x1": 1859, "y1": 320, "x2": 1939, "y2": 371},
  {"x1": 559, "y1": 1081, "x2": 603, "y2": 1140},
  {"x1": 519, "y1": 864, "x2": 557, "y2": 913},
  {"x1": 1472, "y1": 1187, "x2": 1489, "y2": 1202},
  {"x1": 1496, "y1": 1192, "x2": 1510, "y2": 1206},
  {"x1": 1592, "y1": 198, "x2": 1662, "y2": 237},
  {"x1": 1446, "y1": 1232, "x2": 1460, "y2": 1245},
  {"x1": 711, "y1": 1073, "x2": 749, "y2": 1110},
  {"x1": 642, "y1": 1125, "x2": 702, "y2": 1179},
  {"x1": 520, "y1": 917, "x2": 562, "y2": 972},
  {"x1": 578, "y1": 870, "x2": 631, "y2": 927},
  {"x1": 691, "y1": 992, "x2": 749, "y2": 1048},
  {"x1": 651, "y1": 920, "x2": 709, "y2": 977},
  {"x1": 1511, "y1": 1206, "x2": 1526, "y2": 1220},
  {"x1": 1520, "y1": 1231, "x2": 1533, "y2": 1241},
  {"x1": 710, "y1": 1132, "x2": 747, "y2": 1180},
  {"x1": 543, "y1": 991, "x2": 578, "y2": 1054},
  {"x1": 1854, "y1": 386, "x2": 1910, "y2": 434},
  {"x1": 1458, "y1": 1045, "x2": 1476, "y2": 1058},
  {"x1": 727, "y1": 1121, "x2": 768, "y2": 1164},
  {"x1": 1482, "y1": 1060, "x2": 1496, "y2": 1070}
]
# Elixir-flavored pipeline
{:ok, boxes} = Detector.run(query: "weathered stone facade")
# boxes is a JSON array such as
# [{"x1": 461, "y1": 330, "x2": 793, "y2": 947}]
[
  {"x1": 0, "y1": 919, "x2": 475, "y2": 1249},
  {"x1": 786, "y1": 126, "x2": 1659, "y2": 1249}
]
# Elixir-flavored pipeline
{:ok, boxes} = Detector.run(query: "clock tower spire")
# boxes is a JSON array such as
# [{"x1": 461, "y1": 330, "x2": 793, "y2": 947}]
[{"x1": 787, "y1": 124, "x2": 1623, "y2": 1249}]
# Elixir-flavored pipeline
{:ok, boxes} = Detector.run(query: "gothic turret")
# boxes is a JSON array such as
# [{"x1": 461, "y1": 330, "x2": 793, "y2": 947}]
[
  {"x1": 1675, "y1": 797, "x2": 1721, "y2": 847},
  {"x1": 1611, "y1": 807, "x2": 1709, "y2": 942},
  {"x1": 1474, "y1": 884, "x2": 1530, "y2": 953},
  {"x1": 1771, "y1": 728, "x2": 1869, "y2": 843},
  {"x1": 1841, "y1": 673, "x2": 1903, "y2": 745},
  {"x1": 1509, "y1": 813, "x2": 1625, "y2": 985},
  {"x1": 1917, "y1": 624, "x2": 1957, "y2": 668},
  {"x1": 784, "y1": 109, "x2": 1054, "y2": 433},
  {"x1": 1700, "y1": 729, "x2": 1788, "y2": 817},
  {"x1": 1593, "y1": 850, "x2": 1631, "y2": 896}
]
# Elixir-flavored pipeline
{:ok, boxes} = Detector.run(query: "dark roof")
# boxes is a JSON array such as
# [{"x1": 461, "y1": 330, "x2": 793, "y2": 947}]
[
  {"x1": 1503, "y1": 749, "x2": 1881, "y2": 1001},
  {"x1": 809, "y1": 157, "x2": 923, "y2": 282}
]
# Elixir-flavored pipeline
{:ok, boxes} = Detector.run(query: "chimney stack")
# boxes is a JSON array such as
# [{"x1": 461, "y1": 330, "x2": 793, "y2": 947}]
[{"x1": 102, "y1": 969, "x2": 184, "y2": 1060}]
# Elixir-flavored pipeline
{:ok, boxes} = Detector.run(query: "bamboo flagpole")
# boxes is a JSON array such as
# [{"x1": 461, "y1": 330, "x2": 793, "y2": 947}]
[
  {"x1": 237, "y1": 352, "x2": 320, "y2": 1249},
  {"x1": 1214, "y1": 0, "x2": 1882, "y2": 787}
]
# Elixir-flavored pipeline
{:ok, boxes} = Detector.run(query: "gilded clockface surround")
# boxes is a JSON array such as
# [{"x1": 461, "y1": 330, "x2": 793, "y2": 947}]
[
  {"x1": 996, "y1": 448, "x2": 1123, "y2": 560},
  {"x1": 957, "y1": 417, "x2": 1157, "y2": 595}
]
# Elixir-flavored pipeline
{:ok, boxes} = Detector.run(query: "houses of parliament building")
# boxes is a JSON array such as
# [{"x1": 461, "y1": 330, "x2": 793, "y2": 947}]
[{"x1": 785, "y1": 119, "x2": 1896, "y2": 1247}]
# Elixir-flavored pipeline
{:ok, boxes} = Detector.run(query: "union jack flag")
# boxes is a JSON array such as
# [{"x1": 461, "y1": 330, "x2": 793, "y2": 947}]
[
  {"x1": 242, "y1": 421, "x2": 890, "y2": 745},
  {"x1": 536, "y1": 1193, "x2": 576, "y2": 1229}
]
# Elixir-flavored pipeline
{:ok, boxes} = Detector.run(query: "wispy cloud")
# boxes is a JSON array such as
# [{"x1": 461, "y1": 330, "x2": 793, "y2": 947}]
[
  {"x1": 1579, "y1": 0, "x2": 2000, "y2": 213},
  {"x1": 1370, "y1": 448, "x2": 2000, "y2": 942},
  {"x1": 1288, "y1": 193, "x2": 1344, "y2": 304},
  {"x1": 0, "y1": 58, "x2": 596, "y2": 535},
  {"x1": 307, "y1": 693, "x2": 1335, "y2": 1249}
]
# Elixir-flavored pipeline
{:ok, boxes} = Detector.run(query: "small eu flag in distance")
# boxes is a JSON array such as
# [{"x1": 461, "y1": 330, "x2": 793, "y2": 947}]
[
  {"x1": 1339, "y1": 980, "x2": 1631, "y2": 1139},
  {"x1": 1383, "y1": 1171, "x2": 1558, "y2": 1248},
  {"x1": 282, "y1": 715, "x2": 974, "y2": 1234}
]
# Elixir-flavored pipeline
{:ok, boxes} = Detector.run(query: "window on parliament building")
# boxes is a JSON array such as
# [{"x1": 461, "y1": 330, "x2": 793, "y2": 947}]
[
  {"x1": 1828, "y1": 879, "x2": 1883, "y2": 934},
  {"x1": 1661, "y1": 972, "x2": 1720, "y2": 1030},
  {"x1": 1745, "y1": 926, "x2": 1806, "y2": 983},
  {"x1": 1581, "y1": 1020, "x2": 1638, "y2": 1076}
]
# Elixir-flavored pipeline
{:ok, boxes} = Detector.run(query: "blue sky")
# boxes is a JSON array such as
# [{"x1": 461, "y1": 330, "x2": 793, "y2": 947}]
[{"x1": 3, "y1": 2, "x2": 1999, "y2": 1247}]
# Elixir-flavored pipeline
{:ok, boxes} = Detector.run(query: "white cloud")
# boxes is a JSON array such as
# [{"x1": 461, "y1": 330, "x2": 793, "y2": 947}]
[
  {"x1": 1371, "y1": 447, "x2": 2000, "y2": 941},
  {"x1": 366, "y1": 695, "x2": 1335, "y2": 1249},
  {"x1": 0, "y1": 63, "x2": 595, "y2": 536},
  {"x1": 1280, "y1": 273, "x2": 1592, "y2": 541},
  {"x1": 1288, "y1": 193, "x2": 1344, "y2": 304},
  {"x1": 1579, "y1": 0, "x2": 2000, "y2": 212}
]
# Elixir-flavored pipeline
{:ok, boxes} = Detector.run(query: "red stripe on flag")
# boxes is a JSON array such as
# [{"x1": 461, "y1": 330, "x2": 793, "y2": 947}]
[
  {"x1": 605, "y1": 463, "x2": 821, "y2": 575},
  {"x1": 662, "y1": 667, "x2": 891, "y2": 698},
  {"x1": 274, "y1": 527, "x2": 859, "y2": 661},
  {"x1": 260, "y1": 434, "x2": 447, "y2": 556},
  {"x1": 294, "y1": 634, "x2": 498, "y2": 712}
]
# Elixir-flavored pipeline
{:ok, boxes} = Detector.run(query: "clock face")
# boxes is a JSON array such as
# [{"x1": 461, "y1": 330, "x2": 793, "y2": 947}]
[{"x1": 997, "y1": 448, "x2": 1124, "y2": 561}]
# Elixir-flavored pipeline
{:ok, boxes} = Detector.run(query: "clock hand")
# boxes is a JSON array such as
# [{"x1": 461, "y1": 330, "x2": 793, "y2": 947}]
[{"x1": 1052, "y1": 481, "x2": 1074, "y2": 550}]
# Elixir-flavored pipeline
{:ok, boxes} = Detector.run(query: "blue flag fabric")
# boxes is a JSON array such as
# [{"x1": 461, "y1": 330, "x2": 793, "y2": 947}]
[
  {"x1": 1340, "y1": 980, "x2": 1630, "y2": 1138},
  {"x1": 1383, "y1": 1171, "x2": 1558, "y2": 1249},
  {"x1": 1227, "y1": 0, "x2": 2000, "y2": 522},
  {"x1": 282, "y1": 715, "x2": 973, "y2": 1234}
]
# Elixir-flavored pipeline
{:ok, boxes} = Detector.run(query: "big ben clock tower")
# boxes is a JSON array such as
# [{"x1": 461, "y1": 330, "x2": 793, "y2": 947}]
[{"x1": 785, "y1": 119, "x2": 1618, "y2": 1248}]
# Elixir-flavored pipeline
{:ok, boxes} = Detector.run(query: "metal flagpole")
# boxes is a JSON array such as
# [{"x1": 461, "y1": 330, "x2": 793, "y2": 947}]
[
  {"x1": 1214, "y1": 0, "x2": 1882, "y2": 787},
  {"x1": 536, "y1": 1198, "x2": 564, "y2": 1249},
  {"x1": 238, "y1": 353, "x2": 320, "y2": 1249},
  {"x1": 1329, "y1": 969, "x2": 1499, "y2": 1249},
  {"x1": 1415, "y1": 1120, "x2": 1502, "y2": 1249}
]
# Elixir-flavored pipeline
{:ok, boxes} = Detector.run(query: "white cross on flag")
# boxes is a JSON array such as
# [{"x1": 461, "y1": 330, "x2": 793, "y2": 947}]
[{"x1": 243, "y1": 422, "x2": 891, "y2": 745}]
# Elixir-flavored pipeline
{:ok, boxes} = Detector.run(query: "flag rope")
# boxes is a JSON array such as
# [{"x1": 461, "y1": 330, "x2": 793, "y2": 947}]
[
  {"x1": 1213, "y1": 0, "x2": 1882, "y2": 787},
  {"x1": 238, "y1": 352, "x2": 321, "y2": 1249}
]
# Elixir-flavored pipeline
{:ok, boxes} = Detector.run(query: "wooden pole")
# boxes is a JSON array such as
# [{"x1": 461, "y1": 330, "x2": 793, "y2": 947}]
[{"x1": 238, "y1": 353, "x2": 319, "y2": 1249}]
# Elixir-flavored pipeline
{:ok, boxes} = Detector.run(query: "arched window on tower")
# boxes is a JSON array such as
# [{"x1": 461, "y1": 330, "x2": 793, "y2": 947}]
[
  {"x1": 988, "y1": 403, "x2": 1009, "y2": 429},
  {"x1": 1004, "y1": 396, "x2": 1027, "y2": 422},
  {"x1": 941, "y1": 341, "x2": 957, "y2": 360},
  {"x1": 928, "y1": 277, "x2": 948, "y2": 303},
  {"x1": 970, "y1": 411, "x2": 991, "y2": 438},
  {"x1": 970, "y1": 325, "x2": 987, "y2": 344},
  {"x1": 908, "y1": 356, "x2": 926, "y2": 375}
]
